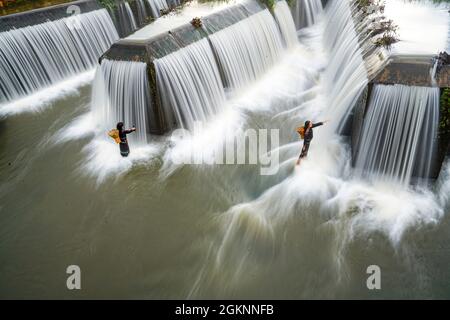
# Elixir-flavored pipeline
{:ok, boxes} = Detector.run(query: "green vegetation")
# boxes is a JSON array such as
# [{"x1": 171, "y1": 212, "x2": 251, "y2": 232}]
[
  {"x1": 261, "y1": 0, "x2": 275, "y2": 10},
  {"x1": 0, "y1": 0, "x2": 72, "y2": 16},
  {"x1": 98, "y1": 0, "x2": 117, "y2": 10},
  {"x1": 198, "y1": 0, "x2": 230, "y2": 3},
  {"x1": 440, "y1": 88, "x2": 450, "y2": 137},
  {"x1": 356, "y1": 0, "x2": 399, "y2": 50},
  {"x1": 286, "y1": 0, "x2": 295, "y2": 8}
]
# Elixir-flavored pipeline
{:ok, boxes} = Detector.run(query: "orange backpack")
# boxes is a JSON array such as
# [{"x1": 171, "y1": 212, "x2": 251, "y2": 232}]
[
  {"x1": 296, "y1": 126, "x2": 305, "y2": 139},
  {"x1": 108, "y1": 129, "x2": 121, "y2": 144}
]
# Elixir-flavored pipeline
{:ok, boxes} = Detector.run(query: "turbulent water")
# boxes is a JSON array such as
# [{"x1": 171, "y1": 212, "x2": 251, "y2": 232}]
[
  {"x1": 385, "y1": 0, "x2": 449, "y2": 55},
  {"x1": 291, "y1": 0, "x2": 323, "y2": 30},
  {"x1": 355, "y1": 84, "x2": 439, "y2": 185},
  {"x1": 1, "y1": 0, "x2": 450, "y2": 299},
  {"x1": 92, "y1": 59, "x2": 151, "y2": 144}
]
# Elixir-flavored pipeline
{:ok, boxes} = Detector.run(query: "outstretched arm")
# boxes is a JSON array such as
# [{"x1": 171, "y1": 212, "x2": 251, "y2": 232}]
[
  {"x1": 312, "y1": 120, "x2": 329, "y2": 128},
  {"x1": 124, "y1": 127, "x2": 136, "y2": 134}
]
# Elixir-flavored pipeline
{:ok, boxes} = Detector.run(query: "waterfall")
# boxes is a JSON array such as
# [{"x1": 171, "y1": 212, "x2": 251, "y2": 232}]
[
  {"x1": 0, "y1": 9, "x2": 118, "y2": 105},
  {"x1": 125, "y1": 1, "x2": 138, "y2": 30},
  {"x1": 291, "y1": 0, "x2": 323, "y2": 30},
  {"x1": 154, "y1": 38, "x2": 226, "y2": 130},
  {"x1": 209, "y1": 10, "x2": 284, "y2": 91},
  {"x1": 322, "y1": 0, "x2": 373, "y2": 134},
  {"x1": 273, "y1": 1, "x2": 298, "y2": 48},
  {"x1": 355, "y1": 84, "x2": 439, "y2": 185},
  {"x1": 136, "y1": 0, "x2": 150, "y2": 26},
  {"x1": 93, "y1": 4, "x2": 297, "y2": 134},
  {"x1": 92, "y1": 59, "x2": 150, "y2": 144},
  {"x1": 431, "y1": 57, "x2": 439, "y2": 87},
  {"x1": 147, "y1": 0, "x2": 169, "y2": 18},
  {"x1": 117, "y1": 1, "x2": 138, "y2": 36}
]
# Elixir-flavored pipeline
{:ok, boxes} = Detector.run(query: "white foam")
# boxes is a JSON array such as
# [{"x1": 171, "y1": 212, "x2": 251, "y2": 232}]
[
  {"x1": 0, "y1": 70, "x2": 95, "y2": 117},
  {"x1": 385, "y1": 0, "x2": 449, "y2": 55},
  {"x1": 53, "y1": 112, "x2": 96, "y2": 144},
  {"x1": 80, "y1": 137, "x2": 161, "y2": 186}
]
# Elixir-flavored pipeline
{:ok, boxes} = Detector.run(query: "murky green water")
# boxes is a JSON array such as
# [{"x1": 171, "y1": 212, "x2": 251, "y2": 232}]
[{"x1": 1, "y1": 75, "x2": 450, "y2": 299}]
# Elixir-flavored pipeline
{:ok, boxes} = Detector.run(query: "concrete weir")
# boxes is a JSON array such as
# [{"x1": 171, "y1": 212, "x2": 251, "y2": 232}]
[
  {"x1": 98, "y1": 0, "x2": 269, "y2": 134},
  {"x1": 0, "y1": 0, "x2": 183, "y2": 37},
  {"x1": 371, "y1": 55, "x2": 450, "y2": 88},
  {"x1": 0, "y1": 0, "x2": 192, "y2": 107},
  {"x1": 0, "y1": 0, "x2": 101, "y2": 32},
  {"x1": 351, "y1": 56, "x2": 450, "y2": 181}
]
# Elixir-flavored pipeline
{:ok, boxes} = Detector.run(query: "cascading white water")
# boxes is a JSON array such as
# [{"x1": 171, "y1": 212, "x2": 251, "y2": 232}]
[
  {"x1": 135, "y1": 0, "x2": 149, "y2": 25},
  {"x1": 431, "y1": 58, "x2": 439, "y2": 86},
  {"x1": 273, "y1": 1, "x2": 299, "y2": 48},
  {"x1": 384, "y1": 0, "x2": 449, "y2": 55},
  {"x1": 92, "y1": 59, "x2": 150, "y2": 144},
  {"x1": 117, "y1": 1, "x2": 138, "y2": 36},
  {"x1": 322, "y1": 0, "x2": 372, "y2": 133},
  {"x1": 152, "y1": 6, "x2": 293, "y2": 130},
  {"x1": 291, "y1": 0, "x2": 323, "y2": 30},
  {"x1": 209, "y1": 9, "x2": 284, "y2": 91},
  {"x1": 355, "y1": 84, "x2": 439, "y2": 185},
  {"x1": 125, "y1": 1, "x2": 138, "y2": 30},
  {"x1": 0, "y1": 9, "x2": 118, "y2": 105},
  {"x1": 147, "y1": 0, "x2": 169, "y2": 18},
  {"x1": 154, "y1": 38, "x2": 226, "y2": 130},
  {"x1": 65, "y1": 0, "x2": 450, "y2": 294}
]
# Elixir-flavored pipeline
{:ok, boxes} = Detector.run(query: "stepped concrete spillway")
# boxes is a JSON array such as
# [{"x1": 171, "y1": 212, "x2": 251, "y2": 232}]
[
  {"x1": 0, "y1": 0, "x2": 101, "y2": 32},
  {"x1": 0, "y1": 0, "x2": 189, "y2": 111},
  {"x1": 371, "y1": 56, "x2": 450, "y2": 88},
  {"x1": 0, "y1": 0, "x2": 186, "y2": 38},
  {"x1": 96, "y1": 0, "x2": 290, "y2": 135},
  {"x1": 351, "y1": 56, "x2": 450, "y2": 181}
]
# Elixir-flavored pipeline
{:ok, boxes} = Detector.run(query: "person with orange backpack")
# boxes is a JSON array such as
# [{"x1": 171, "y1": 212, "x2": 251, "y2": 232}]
[
  {"x1": 296, "y1": 120, "x2": 329, "y2": 165},
  {"x1": 108, "y1": 122, "x2": 136, "y2": 157}
]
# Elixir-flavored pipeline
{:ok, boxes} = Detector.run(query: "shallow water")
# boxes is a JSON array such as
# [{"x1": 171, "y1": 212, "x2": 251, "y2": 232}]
[{"x1": 1, "y1": 0, "x2": 450, "y2": 299}]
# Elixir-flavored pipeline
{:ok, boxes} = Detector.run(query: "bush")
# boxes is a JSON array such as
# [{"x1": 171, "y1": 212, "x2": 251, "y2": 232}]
[
  {"x1": 98, "y1": 0, "x2": 117, "y2": 9},
  {"x1": 261, "y1": 0, "x2": 275, "y2": 10},
  {"x1": 440, "y1": 88, "x2": 450, "y2": 137},
  {"x1": 191, "y1": 17, "x2": 202, "y2": 28},
  {"x1": 356, "y1": 0, "x2": 399, "y2": 50}
]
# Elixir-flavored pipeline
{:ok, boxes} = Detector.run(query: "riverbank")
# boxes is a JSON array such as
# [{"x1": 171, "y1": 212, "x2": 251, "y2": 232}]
[{"x1": 0, "y1": 0, "x2": 72, "y2": 16}]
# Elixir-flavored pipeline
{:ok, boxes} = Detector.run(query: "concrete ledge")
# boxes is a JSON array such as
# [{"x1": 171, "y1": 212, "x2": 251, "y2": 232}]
[
  {"x1": 371, "y1": 55, "x2": 450, "y2": 88},
  {"x1": 0, "y1": 0, "x2": 182, "y2": 38},
  {"x1": 98, "y1": 1, "x2": 267, "y2": 134},
  {"x1": 0, "y1": 0, "x2": 100, "y2": 32},
  {"x1": 100, "y1": 2, "x2": 265, "y2": 63},
  {"x1": 351, "y1": 83, "x2": 450, "y2": 181}
]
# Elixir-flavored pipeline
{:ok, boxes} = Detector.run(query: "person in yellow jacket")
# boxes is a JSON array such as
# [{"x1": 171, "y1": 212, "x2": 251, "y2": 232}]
[{"x1": 108, "y1": 122, "x2": 136, "y2": 157}]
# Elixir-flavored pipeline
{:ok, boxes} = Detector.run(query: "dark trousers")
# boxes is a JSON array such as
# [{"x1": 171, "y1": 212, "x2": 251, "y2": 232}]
[
  {"x1": 120, "y1": 142, "x2": 130, "y2": 157},
  {"x1": 299, "y1": 142, "x2": 310, "y2": 159}
]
